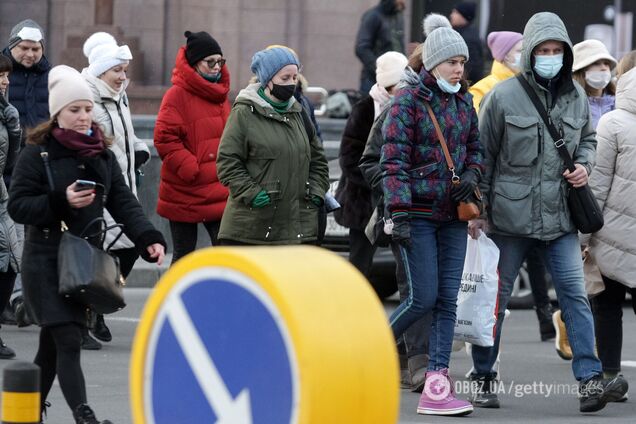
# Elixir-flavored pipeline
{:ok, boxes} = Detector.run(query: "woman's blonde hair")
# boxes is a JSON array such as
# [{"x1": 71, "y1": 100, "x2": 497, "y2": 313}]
[{"x1": 616, "y1": 50, "x2": 636, "y2": 79}]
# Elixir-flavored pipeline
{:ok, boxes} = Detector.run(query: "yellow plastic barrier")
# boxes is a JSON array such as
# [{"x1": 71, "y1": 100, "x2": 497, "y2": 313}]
[{"x1": 130, "y1": 246, "x2": 399, "y2": 424}]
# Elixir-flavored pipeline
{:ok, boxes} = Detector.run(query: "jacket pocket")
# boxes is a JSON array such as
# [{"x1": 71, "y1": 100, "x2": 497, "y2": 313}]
[
  {"x1": 560, "y1": 116, "x2": 586, "y2": 156},
  {"x1": 491, "y1": 181, "x2": 533, "y2": 235},
  {"x1": 409, "y1": 163, "x2": 439, "y2": 179},
  {"x1": 504, "y1": 116, "x2": 540, "y2": 167}
]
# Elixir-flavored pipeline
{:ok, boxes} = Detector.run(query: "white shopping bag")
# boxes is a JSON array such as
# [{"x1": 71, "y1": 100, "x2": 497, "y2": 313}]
[{"x1": 454, "y1": 230, "x2": 500, "y2": 347}]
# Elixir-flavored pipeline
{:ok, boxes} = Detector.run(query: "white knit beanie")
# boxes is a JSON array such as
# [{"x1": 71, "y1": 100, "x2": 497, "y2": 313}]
[
  {"x1": 83, "y1": 32, "x2": 132, "y2": 77},
  {"x1": 375, "y1": 51, "x2": 408, "y2": 88},
  {"x1": 48, "y1": 65, "x2": 94, "y2": 117}
]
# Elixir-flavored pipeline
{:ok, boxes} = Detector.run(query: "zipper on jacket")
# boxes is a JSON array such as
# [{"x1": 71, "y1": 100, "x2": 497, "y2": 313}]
[{"x1": 114, "y1": 100, "x2": 133, "y2": 186}]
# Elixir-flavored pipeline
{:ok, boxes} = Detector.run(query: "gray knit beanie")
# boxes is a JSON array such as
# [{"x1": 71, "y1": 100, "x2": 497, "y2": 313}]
[
  {"x1": 8, "y1": 19, "x2": 44, "y2": 50},
  {"x1": 422, "y1": 27, "x2": 469, "y2": 71},
  {"x1": 250, "y1": 47, "x2": 300, "y2": 86}
]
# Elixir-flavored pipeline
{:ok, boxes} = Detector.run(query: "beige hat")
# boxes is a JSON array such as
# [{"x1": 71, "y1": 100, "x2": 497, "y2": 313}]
[
  {"x1": 48, "y1": 65, "x2": 94, "y2": 117},
  {"x1": 572, "y1": 39, "x2": 616, "y2": 72},
  {"x1": 375, "y1": 51, "x2": 408, "y2": 88}
]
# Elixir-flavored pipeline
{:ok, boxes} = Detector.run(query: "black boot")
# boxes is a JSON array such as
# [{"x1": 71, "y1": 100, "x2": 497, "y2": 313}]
[
  {"x1": 81, "y1": 328, "x2": 102, "y2": 351},
  {"x1": 73, "y1": 403, "x2": 113, "y2": 424},
  {"x1": 469, "y1": 375, "x2": 500, "y2": 408},
  {"x1": 0, "y1": 336, "x2": 16, "y2": 359},
  {"x1": 91, "y1": 314, "x2": 112, "y2": 342},
  {"x1": 536, "y1": 303, "x2": 556, "y2": 341}
]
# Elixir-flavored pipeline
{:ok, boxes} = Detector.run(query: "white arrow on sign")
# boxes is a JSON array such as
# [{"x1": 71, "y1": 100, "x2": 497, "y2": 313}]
[{"x1": 166, "y1": 295, "x2": 253, "y2": 424}]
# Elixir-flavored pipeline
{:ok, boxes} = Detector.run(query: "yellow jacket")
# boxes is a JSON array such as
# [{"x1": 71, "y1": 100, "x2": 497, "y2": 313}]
[{"x1": 469, "y1": 61, "x2": 516, "y2": 113}]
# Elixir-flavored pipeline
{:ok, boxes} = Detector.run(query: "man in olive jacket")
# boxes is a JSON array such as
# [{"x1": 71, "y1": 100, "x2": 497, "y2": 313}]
[{"x1": 468, "y1": 12, "x2": 627, "y2": 413}]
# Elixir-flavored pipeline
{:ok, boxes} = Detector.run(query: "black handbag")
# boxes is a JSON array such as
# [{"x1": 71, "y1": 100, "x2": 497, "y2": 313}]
[
  {"x1": 57, "y1": 219, "x2": 127, "y2": 314},
  {"x1": 516, "y1": 75, "x2": 604, "y2": 234},
  {"x1": 39, "y1": 147, "x2": 127, "y2": 314}
]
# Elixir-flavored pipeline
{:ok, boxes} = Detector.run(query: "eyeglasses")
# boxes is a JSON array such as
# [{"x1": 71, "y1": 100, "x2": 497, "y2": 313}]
[{"x1": 205, "y1": 58, "x2": 226, "y2": 68}]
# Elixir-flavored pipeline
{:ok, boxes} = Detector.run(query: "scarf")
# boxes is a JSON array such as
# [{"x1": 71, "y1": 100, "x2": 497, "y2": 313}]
[
  {"x1": 369, "y1": 83, "x2": 392, "y2": 119},
  {"x1": 51, "y1": 124, "x2": 106, "y2": 157}
]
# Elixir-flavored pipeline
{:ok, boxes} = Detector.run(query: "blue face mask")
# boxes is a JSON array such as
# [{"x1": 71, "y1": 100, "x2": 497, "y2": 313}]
[
  {"x1": 434, "y1": 71, "x2": 461, "y2": 94},
  {"x1": 533, "y1": 54, "x2": 563, "y2": 79}
]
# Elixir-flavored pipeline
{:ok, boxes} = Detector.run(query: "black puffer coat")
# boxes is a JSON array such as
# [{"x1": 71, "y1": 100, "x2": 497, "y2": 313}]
[
  {"x1": 334, "y1": 96, "x2": 375, "y2": 230},
  {"x1": 8, "y1": 132, "x2": 165, "y2": 326}
]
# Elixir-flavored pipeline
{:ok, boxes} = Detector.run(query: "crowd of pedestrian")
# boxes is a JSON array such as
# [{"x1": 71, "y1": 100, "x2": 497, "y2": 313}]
[
  {"x1": 0, "y1": 1, "x2": 635, "y2": 422},
  {"x1": 350, "y1": 0, "x2": 634, "y2": 418}
]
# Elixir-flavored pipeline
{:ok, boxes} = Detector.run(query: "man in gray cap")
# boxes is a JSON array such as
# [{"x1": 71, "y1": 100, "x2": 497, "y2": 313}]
[
  {"x1": 468, "y1": 12, "x2": 627, "y2": 413},
  {"x1": 1, "y1": 19, "x2": 51, "y2": 330}
]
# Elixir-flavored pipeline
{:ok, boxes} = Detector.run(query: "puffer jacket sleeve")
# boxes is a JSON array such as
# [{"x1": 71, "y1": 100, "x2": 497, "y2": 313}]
[
  {"x1": 217, "y1": 105, "x2": 262, "y2": 206},
  {"x1": 573, "y1": 100, "x2": 597, "y2": 175},
  {"x1": 380, "y1": 89, "x2": 415, "y2": 213},
  {"x1": 589, "y1": 115, "x2": 617, "y2": 212},
  {"x1": 154, "y1": 89, "x2": 199, "y2": 183},
  {"x1": 477, "y1": 90, "x2": 505, "y2": 215},
  {"x1": 8, "y1": 144, "x2": 69, "y2": 225},
  {"x1": 306, "y1": 119, "x2": 329, "y2": 200},
  {"x1": 105, "y1": 152, "x2": 166, "y2": 261},
  {"x1": 463, "y1": 100, "x2": 484, "y2": 175},
  {"x1": 360, "y1": 108, "x2": 389, "y2": 196}
]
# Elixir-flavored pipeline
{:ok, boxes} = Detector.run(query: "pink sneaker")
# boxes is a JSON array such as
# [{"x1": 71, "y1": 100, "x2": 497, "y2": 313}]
[{"x1": 417, "y1": 369, "x2": 473, "y2": 416}]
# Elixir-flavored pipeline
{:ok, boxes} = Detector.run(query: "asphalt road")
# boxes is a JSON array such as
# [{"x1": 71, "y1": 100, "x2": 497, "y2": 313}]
[{"x1": 0, "y1": 288, "x2": 634, "y2": 423}]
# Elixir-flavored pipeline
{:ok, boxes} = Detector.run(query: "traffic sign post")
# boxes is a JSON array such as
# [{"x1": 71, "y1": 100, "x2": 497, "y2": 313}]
[{"x1": 130, "y1": 246, "x2": 399, "y2": 424}]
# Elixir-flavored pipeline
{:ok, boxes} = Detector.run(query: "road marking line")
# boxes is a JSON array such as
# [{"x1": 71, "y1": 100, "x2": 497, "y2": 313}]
[{"x1": 621, "y1": 360, "x2": 636, "y2": 368}]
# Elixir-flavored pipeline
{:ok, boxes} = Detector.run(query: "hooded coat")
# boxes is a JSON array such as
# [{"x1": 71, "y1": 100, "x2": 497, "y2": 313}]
[
  {"x1": 154, "y1": 46, "x2": 230, "y2": 223},
  {"x1": 82, "y1": 70, "x2": 150, "y2": 250},
  {"x1": 587, "y1": 68, "x2": 636, "y2": 288},
  {"x1": 478, "y1": 12, "x2": 596, "y2": 240},
  {"x1": 217, "y1": 83, "x2": 329, "y2": 244},
  {"x1": 0, "y1": 96, "x2": 21, "y2": 273},
  {"x1": 355, "y1": 0, "x2": 405, "y2": 88}
]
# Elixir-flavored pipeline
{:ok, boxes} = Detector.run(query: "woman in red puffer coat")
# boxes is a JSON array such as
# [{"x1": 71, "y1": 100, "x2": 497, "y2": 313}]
[{"x1": 154, "y1": 31, "x2": 230, "y2": 265}]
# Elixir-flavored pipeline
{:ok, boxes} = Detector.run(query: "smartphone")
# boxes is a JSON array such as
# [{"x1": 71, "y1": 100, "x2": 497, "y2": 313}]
[{"x1": 74, "y1": 179, "x2": 96, "y2": 192}]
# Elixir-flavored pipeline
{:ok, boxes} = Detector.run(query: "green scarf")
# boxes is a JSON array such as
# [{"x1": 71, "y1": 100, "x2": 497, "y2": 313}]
[{"x1": 257, "y1": 86, "x2": 289, "y2": 114}]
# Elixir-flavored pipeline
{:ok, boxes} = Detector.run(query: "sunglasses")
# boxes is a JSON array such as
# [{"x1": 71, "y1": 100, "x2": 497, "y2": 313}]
[{"x1": 205, "y1": 58, "x2": 226, "y2": 68}]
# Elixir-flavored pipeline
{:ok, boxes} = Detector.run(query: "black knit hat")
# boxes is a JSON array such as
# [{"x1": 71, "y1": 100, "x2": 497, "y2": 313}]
[
  {"x1": 184, "y1": 31, "x2": 222, "y2": 66},
  {"x1": 454, "y1": 2, "x2": 477, "y2": 22}
]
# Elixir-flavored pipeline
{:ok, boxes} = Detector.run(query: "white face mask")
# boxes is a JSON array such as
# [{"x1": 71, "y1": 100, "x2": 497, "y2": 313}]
[{"x1": 585, "y1": 70, "x2": 612, "y2": 90}]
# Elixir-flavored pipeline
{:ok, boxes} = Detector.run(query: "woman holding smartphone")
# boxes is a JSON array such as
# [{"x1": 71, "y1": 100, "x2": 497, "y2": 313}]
[{"x1": 8, "y1": 65, "x2": 165, "y2": 424}]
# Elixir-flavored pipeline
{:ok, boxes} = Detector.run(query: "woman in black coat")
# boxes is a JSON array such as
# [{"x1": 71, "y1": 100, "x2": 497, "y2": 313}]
[{"x1": 8, "y1": 65, "x2": 165, "y2": 424}]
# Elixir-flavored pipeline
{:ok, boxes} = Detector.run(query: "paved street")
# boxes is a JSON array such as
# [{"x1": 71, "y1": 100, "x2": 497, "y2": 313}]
[{"x1": 0, "y1": 288, "x2": 634, "y2": 423}]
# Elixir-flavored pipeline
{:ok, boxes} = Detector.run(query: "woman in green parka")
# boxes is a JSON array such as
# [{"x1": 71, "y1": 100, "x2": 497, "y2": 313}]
[{"x1": 217, "y1": 47, "x2": 329, "y2": 244}]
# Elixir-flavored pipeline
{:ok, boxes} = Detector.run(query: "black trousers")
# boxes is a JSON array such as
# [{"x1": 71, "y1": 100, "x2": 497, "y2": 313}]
[
  {"x1": 169, "y1": 220, "x2": 220, "y2": 265},
  {"x1": 591, "y1": 275, "x2": 636, "y2": 374},
  {"x1": 349, "y1": 228, "x2": 376, "y2": 278},
  {"x1": 35, "y1": 323, "x2": 86, "y2": 411},
  {"x1": 526, "y1": 246, "x2": 552, "y2": 309},
  {"x1": 0, "y1": 269, "x2": 16, "y2": 327}
]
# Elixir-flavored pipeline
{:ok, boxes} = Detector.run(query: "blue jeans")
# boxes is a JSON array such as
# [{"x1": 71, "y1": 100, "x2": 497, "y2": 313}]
[
  {"x1": 389, "y1": 219, "x2": 468, "y2": 371},
  {"x1": 471, "y1": 233, "x2": 602, "y2": 382}
]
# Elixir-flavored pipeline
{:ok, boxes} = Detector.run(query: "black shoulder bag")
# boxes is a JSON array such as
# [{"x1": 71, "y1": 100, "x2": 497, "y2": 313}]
[
  {"x1": 39, "y1": 147, "x2": 127, "y2": 314},
  {"x1": 515, "y1": 75, "x2": 603, "y2": 234}
]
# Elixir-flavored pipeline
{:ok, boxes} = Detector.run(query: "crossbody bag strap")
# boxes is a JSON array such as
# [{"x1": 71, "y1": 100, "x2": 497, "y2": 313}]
[
  {"x1": 423, "y1": 102, "x2": 460, "y2": 183},
  {"x1": 515, "y1": 75, "x2": 577, "y2": 173},
  {"x1": 38, "y1": 145, "x2": 56, "y2": 191}
]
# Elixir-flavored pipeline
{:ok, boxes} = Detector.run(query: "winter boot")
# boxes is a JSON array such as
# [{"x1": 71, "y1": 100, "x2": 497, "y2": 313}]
[
  {"x1": 81, "y1": 329, "x2": 102, "y2": 351},
  {"x1": 536, "y1": 303, "x2": 555, "y2": 341},
  {"x1": 552, "y1": 310, "x2": 572, "y2": 360},
  {"x1": 91, "y1": 314, "x2": 112, "y2": 342},
  {"x1": 417, "y1": 369, "x2": 473, "y2": 416},
  {"x1": 0, "y1": 336, "x2": 16, "y2": 359},
  {"x1": 73, "y1": 403, "x2": 113, "y2": 424},
  {"x1": 406, "y1": 354, "x2": 428, "y2": 393}
]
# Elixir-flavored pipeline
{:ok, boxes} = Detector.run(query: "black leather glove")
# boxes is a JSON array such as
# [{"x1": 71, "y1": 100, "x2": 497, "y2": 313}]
[
  {"x1": 451, "y1": 168, "x2": 480, "y2": 202},
  {"x1": 391, "y1": 213, "x2": 411, "y2": 247}
]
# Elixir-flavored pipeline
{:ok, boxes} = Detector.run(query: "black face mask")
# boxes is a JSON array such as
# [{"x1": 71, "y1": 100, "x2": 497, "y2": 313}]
[{"x1": 270, "y1": 83, "x2": 296, "y2": 102}]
